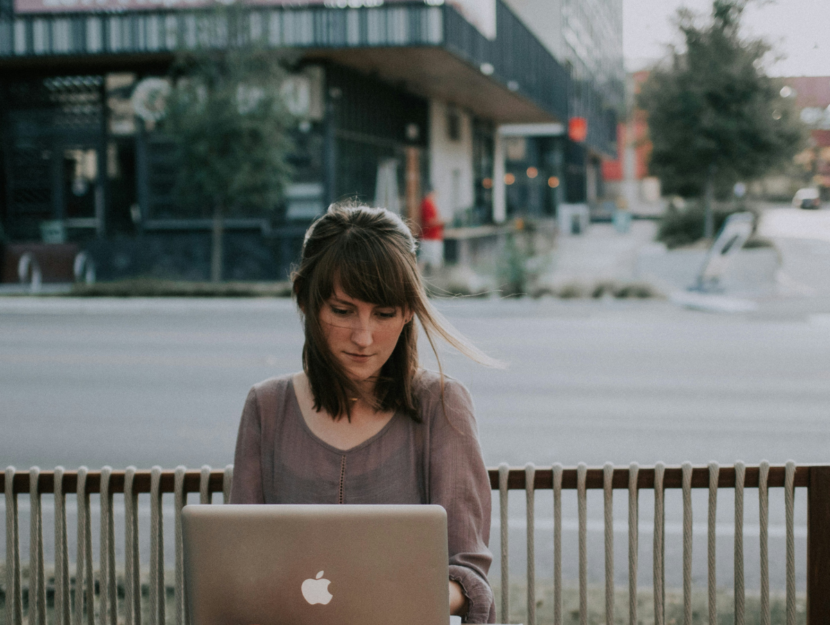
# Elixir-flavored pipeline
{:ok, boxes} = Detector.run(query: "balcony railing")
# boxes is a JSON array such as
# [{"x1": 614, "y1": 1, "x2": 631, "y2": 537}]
[
  {"x1": 0, "y1": 1, "x2": 569, "y2": 124},
  {"x1": 442, "y1": 1, "x2": 569, "y2": 124},
  {"x1": 3, "y1": 462, "x2": 827, "y2": 625}
]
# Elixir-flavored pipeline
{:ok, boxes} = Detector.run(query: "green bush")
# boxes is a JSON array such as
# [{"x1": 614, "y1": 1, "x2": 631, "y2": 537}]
[
  {"x1": 69, "y1": 278, "x2": 292, "y2": 297},
  {"x1": 497, "y1": 230, "x2": 531, "y2": 297},
  {"x1": 656, "y1": 201, "x2": 761, "y2": 249},
  {"x1": 556, "y1": 283, "x2": 585, "y2": 299}
]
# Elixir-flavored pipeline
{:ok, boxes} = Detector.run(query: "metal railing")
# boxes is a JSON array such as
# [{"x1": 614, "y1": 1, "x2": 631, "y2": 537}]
[
  {"x1": 3, "y1": 462, "x2": 828, "y2": 625},
  {"x1": 442, "y1": 1, "x2": 570, "y2": 125},
  {"x1": 0, "y1": 3, "x2": 442, "y2": 58},
  {"x1": 0, "y1": 2, "x2": 571, "y2": 125}
]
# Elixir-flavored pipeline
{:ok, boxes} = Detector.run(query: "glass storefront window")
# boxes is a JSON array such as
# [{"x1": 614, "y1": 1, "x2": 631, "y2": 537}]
[
  {"x1": 504, "y1": 136, "x2": 563, "y2": 218},
  {"x1": 106, "y1": 73, "x2": 138, "y2": 137},
  {"x1": 473, "y1": 118, "x2": 494, "y2": 224},
  {"x1": 63, "y1": 148, "x2": 98, "y2": 220}
]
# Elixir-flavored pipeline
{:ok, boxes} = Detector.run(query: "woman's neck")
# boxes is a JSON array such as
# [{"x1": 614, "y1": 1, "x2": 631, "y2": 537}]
[
  {"x1": 299, "y1": 372, "x2": 382, "y2": 420},
  {"x1": 351, "y1": 378, "x2": 378, "y2": 409},
  {"x1": 293, "y1": 372, "x2": 396, "y2": 451}
]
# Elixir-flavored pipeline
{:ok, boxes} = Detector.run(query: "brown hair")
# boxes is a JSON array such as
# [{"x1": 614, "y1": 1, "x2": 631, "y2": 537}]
[{"x1": 291, "y1": 202, "x2": 498, "y2": 422}]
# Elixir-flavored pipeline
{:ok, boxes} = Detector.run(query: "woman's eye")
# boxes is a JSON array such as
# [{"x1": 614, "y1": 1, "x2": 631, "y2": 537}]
[
  {"x1": 330, "y1": 307, "x2": 350, "y2": 316},
  {"x1": 377, "y1": 311, "x2": 397, "y2": 319}
]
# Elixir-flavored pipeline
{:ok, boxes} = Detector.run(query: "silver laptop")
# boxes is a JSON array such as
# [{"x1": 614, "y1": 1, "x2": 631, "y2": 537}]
[{"x1": 182, "y1": 504, "x2": 450, "y2": 625}]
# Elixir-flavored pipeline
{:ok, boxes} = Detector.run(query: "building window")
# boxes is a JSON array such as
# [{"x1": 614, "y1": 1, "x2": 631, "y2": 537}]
[
  {"x1": 447, "y1": 106, "x2": 461, "y2": 141},
  {"x1": 472, "y1": 118, "x2": 494, "y2": 224}
]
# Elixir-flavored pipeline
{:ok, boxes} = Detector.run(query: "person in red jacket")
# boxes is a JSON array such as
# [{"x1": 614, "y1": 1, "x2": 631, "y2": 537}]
[{"x1": 419, "y1": 187, "x2": 445, "y2": 273}]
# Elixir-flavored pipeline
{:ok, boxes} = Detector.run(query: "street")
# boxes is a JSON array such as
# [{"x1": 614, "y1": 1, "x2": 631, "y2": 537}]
[{"x1": 2, "y1": 293, "x2": 829, "y2": 471}]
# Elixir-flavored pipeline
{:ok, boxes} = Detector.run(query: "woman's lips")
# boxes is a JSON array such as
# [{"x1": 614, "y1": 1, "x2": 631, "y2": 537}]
[{"x1": 344, "y1": 352, "x2": 372, "y2": 362}]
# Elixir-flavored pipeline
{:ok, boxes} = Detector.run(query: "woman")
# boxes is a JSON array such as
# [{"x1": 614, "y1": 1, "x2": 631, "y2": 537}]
[{"x1": 231, "y1": 203, "x2": 498, "y2": 623}]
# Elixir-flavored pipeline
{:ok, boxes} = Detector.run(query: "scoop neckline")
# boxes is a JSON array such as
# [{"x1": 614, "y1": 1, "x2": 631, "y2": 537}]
[{"x1": 288, "y1": 376, "x2": 401, "y2": 455}]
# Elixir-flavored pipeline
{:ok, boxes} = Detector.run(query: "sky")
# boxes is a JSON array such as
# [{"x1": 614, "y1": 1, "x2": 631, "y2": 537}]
[{"x1": 623, "y1": 0, "x2": 830, "y2": 77}]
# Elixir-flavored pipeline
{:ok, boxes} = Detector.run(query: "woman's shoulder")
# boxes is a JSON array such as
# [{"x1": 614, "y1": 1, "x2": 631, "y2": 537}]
[
  {"x1": 248, "y1": 372, "x2": 298, "y2": 403},
  {"x1": 415, "y1": 368, "x2": 467, "y2": 393},
  {"x1": 415, "y1": 369, "x2": 475, "y2": 422}
]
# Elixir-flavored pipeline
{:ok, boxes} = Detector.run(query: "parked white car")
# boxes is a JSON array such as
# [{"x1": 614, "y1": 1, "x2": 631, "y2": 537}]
[{"x1": 792, "y1": 187, "x2": 821, "y2": 209}]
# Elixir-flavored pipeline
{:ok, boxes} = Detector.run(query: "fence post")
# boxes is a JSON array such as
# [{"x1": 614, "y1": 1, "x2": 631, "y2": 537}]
[{"x1": 807, "y1": 466, "x2": 830, "y2": 624}]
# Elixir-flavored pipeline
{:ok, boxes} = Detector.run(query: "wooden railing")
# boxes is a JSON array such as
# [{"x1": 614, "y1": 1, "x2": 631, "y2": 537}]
[{"x1": 3, "y1": 463, "x2": 829, "y2": 625}]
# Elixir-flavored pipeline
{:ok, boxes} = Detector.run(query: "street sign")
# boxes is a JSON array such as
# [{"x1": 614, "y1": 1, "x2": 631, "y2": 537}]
[
  {"x1": 568, "y1": 117, "x2": 587, "y2": 142},
  {"x1": 693, "y1": 211, "x2": 754, "y2": 292}
]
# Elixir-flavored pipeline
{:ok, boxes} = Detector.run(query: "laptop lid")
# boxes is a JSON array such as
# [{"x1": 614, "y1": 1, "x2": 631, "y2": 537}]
[{"x1": 182, "y1": 504, "x2": 450, "y2": 625}]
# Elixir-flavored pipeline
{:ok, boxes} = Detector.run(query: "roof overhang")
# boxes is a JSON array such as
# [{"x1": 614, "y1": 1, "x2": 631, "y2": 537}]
[
  {"x1": 499, "y1": 123, "x2": 565, "y2": 136},
  {"x1": 303, "y1": 46, "x2": 561, "y2": 125}
]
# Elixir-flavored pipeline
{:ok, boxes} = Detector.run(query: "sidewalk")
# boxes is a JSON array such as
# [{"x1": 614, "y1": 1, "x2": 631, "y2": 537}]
[
  {"x1": 758, "y1": 208, "x2": 830, "y2": 297},
  {"x1": 539, "y1": 207, "x2": 830, "y2": 307},
  {"x1": 542, "y1": 219, "x2": 658, "y2": 288},
  {"x1": 0, "y1": 283, "x2": 72, "y2": 295}
]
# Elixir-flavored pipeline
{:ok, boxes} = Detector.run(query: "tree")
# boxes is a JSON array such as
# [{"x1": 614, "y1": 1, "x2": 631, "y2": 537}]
[
  {"x1": 162, "y1": 10, "x2": 294, "y2": 282},
  {"x1": 638, "y1": 0, "x2": 805, "y2": 238}
]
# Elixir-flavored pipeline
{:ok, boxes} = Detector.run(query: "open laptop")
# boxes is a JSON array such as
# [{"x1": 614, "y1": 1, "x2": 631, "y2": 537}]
[{"x1": 182, "y1": 504, "x2": 450, "y2": 625}]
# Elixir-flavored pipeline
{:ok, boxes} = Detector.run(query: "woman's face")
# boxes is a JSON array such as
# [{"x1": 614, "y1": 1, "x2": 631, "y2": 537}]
[{"x1": 319, "y1": 283, "x2": 410, "y2": 385}]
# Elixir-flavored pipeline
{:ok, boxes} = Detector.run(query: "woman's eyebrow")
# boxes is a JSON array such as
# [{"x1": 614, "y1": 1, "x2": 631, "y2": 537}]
[
  {"x1": 329, "y1": 296, "x2": 397, "y2": 310},
  {"x1": 328, "y1": 296, "x2": 355, "y2": 306}
]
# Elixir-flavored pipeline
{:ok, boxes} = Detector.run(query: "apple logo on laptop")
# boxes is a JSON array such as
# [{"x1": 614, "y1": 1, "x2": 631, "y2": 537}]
[{"x1": 301, "y1": 571, "x2": 333, "y2": 605}]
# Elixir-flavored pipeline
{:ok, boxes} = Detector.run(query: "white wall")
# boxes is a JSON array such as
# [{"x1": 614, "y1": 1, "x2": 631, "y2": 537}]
[{"x1": 428, "y1": 99, "x2": 474, "y2": 223}]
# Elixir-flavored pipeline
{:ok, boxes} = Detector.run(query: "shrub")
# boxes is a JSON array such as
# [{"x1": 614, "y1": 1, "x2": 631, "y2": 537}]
[
  {"x1": 656, "y1": 201, "x2": 760, "y2": 249},
  {"x1": 556, "y1": 283, "x2": 585, "y2": 299},
  {"x1": 497, "y1": 230, "x2": 531, "y2": 297},
  {"x1": 591, "y1": 281, "x2": 617, "y2": 298},
  {"x1": 69, "y1": 278, "x2": 292, "y2": 297},
  {"x1": 613, "y1": 282, "x2": 660, "y2": 298}
]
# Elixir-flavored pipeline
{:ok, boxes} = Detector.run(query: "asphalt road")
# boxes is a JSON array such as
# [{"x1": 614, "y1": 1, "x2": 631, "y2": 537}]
[
  {"x1": 2, "y1": 295, "x2": 828, "y2": 469},
  {"x1": 1, "y1": 205, "x2": 829, "y2": 593}
]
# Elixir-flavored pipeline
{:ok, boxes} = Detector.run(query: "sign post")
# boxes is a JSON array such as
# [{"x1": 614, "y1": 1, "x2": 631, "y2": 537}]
[{"x1": 693, "y1": 212, "x2": 754, "y2": 292}]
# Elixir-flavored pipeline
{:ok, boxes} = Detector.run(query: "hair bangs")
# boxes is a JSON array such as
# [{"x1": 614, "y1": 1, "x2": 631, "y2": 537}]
[{"x1": 332, "y1": 228, "x2": 414, "y2": 310}]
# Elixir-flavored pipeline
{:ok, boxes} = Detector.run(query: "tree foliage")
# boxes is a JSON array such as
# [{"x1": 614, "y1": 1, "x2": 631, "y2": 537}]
[
  {"x1": 159, "y1": 7, "x2": 296, "y2": 280},
  {"x1": 163, "y1": 38, "x2": 295, "y2": 218},
  {"x1": 638, "y1": 0, "x2": 806, "y2": 198}
]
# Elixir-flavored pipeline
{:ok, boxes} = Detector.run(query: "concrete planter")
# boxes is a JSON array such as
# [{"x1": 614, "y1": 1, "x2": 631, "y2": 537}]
[{"x1": 635, "y1": 244, "x2": 781, "y2": 295}]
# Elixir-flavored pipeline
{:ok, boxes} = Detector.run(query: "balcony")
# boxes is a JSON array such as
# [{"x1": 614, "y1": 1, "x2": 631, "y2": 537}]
[{"x1": 0, "y1": 1, "x2": 569, "y2": 124}]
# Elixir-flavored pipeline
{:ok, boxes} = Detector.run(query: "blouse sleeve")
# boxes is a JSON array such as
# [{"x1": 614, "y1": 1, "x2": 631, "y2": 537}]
[
  {"x1": 427, "y1": 378, "x2": 495, "y2": 624},
  {"x1": 230, "y1": 386, "x2": 266, "y2": 504}
]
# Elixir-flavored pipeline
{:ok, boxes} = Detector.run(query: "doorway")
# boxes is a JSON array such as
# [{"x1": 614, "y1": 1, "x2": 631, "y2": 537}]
[{"x1": 60, "y1": 147, "x2": 103, "y2": 234}]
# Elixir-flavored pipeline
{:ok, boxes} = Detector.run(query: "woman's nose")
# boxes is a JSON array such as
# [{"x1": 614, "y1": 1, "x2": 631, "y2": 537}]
[{"x1": 350, "y1": 320, "x2": 373, "y2": 347}]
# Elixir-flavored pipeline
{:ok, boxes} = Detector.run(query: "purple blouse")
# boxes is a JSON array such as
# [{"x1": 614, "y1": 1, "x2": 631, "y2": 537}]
[{"x1": 230, "y1": 370, "x2": 496, "y2": 623}]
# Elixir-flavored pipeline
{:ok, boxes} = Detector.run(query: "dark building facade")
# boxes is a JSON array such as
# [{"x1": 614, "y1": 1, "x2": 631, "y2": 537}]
[{"x1": 0, "y1": 0, "x2": 619, "y2": 282}]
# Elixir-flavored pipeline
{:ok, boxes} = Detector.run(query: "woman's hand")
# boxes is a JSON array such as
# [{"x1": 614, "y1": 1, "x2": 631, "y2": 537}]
[{"x1": 449, "y1": 580, "x2": 469, "y2": 617}]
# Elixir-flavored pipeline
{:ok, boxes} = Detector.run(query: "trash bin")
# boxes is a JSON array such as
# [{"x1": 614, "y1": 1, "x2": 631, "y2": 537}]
[{"x1": 613, "y1": 209, "x2": 631, "y2": 234}]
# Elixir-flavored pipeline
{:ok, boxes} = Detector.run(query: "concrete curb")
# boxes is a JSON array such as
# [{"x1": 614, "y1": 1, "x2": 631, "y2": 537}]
[
  {"x1": 0, "y1": 297, "x2": 297, "y2": 315},
  {"x1": 669, "y1": 291, "x2": 758, "y2": 313}
]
